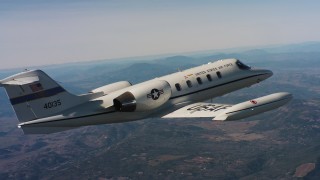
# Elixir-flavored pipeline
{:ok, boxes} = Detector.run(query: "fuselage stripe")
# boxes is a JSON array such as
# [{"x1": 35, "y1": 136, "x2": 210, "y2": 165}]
[{"x1": 10, "y1": 86, "x2": 65, "y2": 105}]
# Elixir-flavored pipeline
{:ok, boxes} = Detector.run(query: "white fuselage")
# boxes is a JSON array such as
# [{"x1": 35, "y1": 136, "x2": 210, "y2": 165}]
[{"x1": 20, "y1": 59, "x2": 272, "y2": 128}]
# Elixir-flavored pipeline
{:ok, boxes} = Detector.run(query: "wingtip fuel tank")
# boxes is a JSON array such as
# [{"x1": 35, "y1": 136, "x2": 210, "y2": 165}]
[{"x1": 213, "y1": 92, "x2": 292, "y2": 121}]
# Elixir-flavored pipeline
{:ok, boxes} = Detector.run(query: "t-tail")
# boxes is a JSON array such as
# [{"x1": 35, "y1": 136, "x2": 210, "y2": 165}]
[{"x1": 0, "y1": 70, "x2": 99, "y2": 123}]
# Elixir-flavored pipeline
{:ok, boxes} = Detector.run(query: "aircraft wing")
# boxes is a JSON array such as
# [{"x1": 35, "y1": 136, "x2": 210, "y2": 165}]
[
  {"x1": 163, "y1": 102, "x2": 232, "y2": 119},
  {"x1": 163, "y1": 92, "x2": 292, "y2": 121}
]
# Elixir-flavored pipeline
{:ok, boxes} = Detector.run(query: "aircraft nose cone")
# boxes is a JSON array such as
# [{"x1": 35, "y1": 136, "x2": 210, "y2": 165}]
[
  {"x1": 281, "y1": 92, "x2": 293, "y2": 101},
  {"x1": 253, "y1": 69, "x2": 273, "y2": 83},
  {"x1": 264, "y1": 70, "x2": 273, "y2": 79}
]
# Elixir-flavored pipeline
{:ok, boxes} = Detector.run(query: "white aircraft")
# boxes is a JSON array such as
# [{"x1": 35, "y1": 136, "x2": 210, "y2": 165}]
[{"x1": 0, "y1": 58, "x2": 292, "y2": 134}]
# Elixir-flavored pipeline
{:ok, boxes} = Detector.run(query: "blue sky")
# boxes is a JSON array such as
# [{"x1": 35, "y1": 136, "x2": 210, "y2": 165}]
[{"x1": 1, "y1": 0, "x2": 320, "y2": 69}]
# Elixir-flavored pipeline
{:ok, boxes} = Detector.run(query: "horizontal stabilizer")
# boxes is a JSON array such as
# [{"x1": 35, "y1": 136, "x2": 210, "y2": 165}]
[{"x1": 0, "y1": 75, "x2": 39, "y2": 86}]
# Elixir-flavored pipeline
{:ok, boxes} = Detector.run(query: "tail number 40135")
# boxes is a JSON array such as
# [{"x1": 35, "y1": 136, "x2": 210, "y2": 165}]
[{"x1": 44, "y1": 100, "x2": 62, "y2": 109}]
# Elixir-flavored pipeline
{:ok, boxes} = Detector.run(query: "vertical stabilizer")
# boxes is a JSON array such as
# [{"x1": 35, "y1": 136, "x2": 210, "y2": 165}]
[{"x1": 0, "y1": 70, "x2": 87, "y2": 122}]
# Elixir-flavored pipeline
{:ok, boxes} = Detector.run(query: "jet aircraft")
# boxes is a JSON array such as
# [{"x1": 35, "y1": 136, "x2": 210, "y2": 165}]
[{"x1": 0, "y1": 59, "x2": 292, "y2": 134}]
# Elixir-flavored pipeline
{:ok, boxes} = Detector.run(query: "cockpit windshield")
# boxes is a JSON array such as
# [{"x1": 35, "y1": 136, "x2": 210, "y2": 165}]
[{"x1": 236, "y1": 60, "x2": 251, "y2": 70}]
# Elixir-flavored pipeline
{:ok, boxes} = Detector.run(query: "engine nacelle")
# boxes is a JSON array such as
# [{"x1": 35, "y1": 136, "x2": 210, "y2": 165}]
[
  {"x1": 90, "y1": 81, "x2": 131, "y2": 95},
  {"x1": 113, "y1": 80, "x2": 171, "y2": 112}
]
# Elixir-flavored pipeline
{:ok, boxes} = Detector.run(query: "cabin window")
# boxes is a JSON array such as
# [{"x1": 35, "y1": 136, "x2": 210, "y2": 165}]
[
  {"x1": 206, "y1": 74, "x2": 212, "y2": 81},
  {"x1": 186, "y1": 80, "x2": 192, "y2": 88},
  {"x1": 175, "y1": 83, "x2": 181, "y2": 91},
  {"x1": 216, "y1": 71, "x2": 222, "y2": 79},
  {"x1": 196, "y1": 77, "x2": 202, "y2": 85}
]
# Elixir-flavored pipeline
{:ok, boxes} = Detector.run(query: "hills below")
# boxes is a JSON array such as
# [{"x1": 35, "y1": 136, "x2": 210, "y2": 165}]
[{"x1": 0, "y1": 42, "x2": 319, "y2": 179}]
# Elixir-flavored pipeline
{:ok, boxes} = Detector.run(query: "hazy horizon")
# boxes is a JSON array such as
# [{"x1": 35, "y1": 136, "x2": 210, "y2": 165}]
[{"x1": 1, "y1": 0, "x2": 320, "y2": 69}]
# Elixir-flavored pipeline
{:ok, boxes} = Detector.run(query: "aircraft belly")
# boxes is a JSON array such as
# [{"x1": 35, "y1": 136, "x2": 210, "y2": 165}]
[{"x1": 19, "y1": 111, "x2": 151, "y2": 128}]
